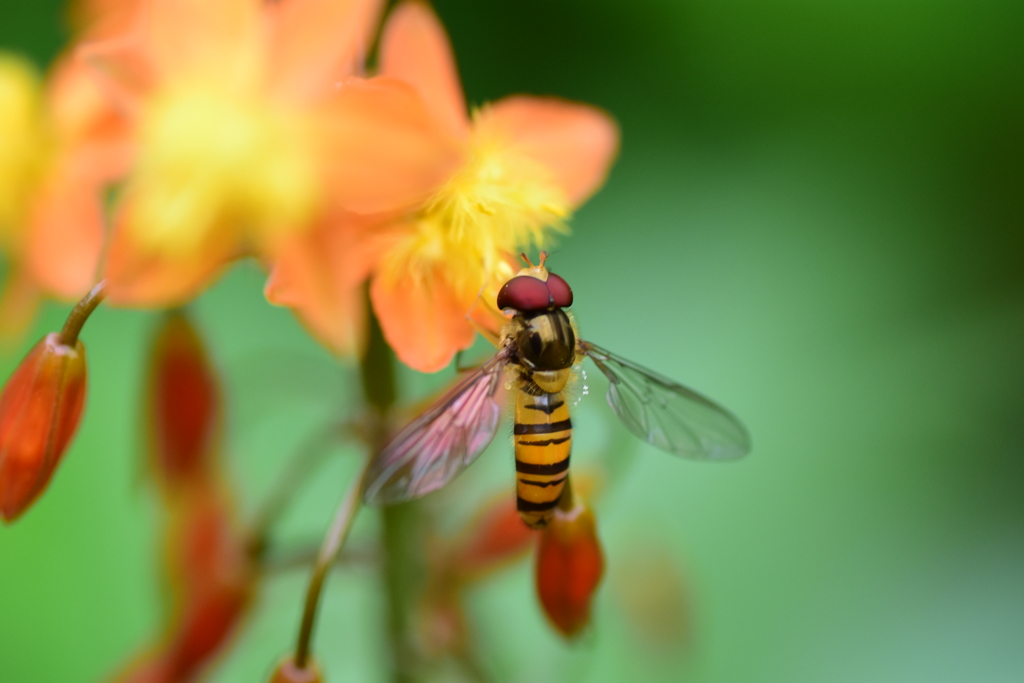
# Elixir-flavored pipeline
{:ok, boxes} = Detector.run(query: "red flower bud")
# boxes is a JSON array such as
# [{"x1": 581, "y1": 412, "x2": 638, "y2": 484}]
[
  {"x1": 269, "y1": 657, "x2": 323, "y2": 683},
  {"x1": 164, "y1": 582, "x2": 253, "y2": 681},
  {"x1": 111, "y1": 483, "x2": 254, "y2": 682},
  {"x1": 148, "y1": 312, "x2": 219, "y2": 490},
  {"x1": 164, "y1": 482, "x2": 252, "y2": 599},
  {"x1": 534, "y1": 497, "x2": 604, "y2": 638},
  {"x1": 0, "y1": 332, "x2": 86, "y2": 522},
  {"x1": 452, "y1": 495, "x2": 536, "y2": 580}
]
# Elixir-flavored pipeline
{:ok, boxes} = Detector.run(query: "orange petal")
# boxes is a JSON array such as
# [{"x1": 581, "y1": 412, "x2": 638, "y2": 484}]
[
  {"x1": 76, "y1": 26, "x2": 153, "y2": 116},
  {"x1": 102, "y1": 208, "x2": 239, "y2": 307},
  {"x1": 266, "y1": 0, "x2": 383, "y2": 100},
  {"x1": 48, "y1": 51, "x2": 133, "y2": 155},
  {"x1": 370, "y1": 257, "x2": 476, "y2": 373},
  {"x1": 70, "y1": 0, "x2": 143, "y2": 39},
  {"x1": 315, "y1": 77, "x2": 462, "y2": 215},
  {"x1": 379, "y1": 1, "x2": 468, "y2": 139},
  {"x1": 25, "y1": 162, "x2": 106, "y2": 301},
  {"x1": 481, "y1": 96, "x2": 619, "y2": 205},
  {"x1": 144, "y1": 0, "x2": 265, "y2": 83},
  {"x1": 264, "y1": 212, "x2": 399, "y2": 355},
  {"x1": 0, "y1": 267, "x2": 41, "y2": 343}
]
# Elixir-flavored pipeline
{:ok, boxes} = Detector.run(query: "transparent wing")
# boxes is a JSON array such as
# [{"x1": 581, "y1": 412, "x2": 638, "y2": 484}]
[
  {"x1": 363, "y1": 350, "x2": 511, "y2": 505},
  {"x1": 579, "y1": 341, "x2": 750, "y2": 460}
]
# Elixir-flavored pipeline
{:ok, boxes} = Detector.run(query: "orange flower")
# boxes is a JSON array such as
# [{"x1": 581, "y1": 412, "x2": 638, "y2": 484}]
[
  {"x1": 534, "y1": 492, "x2": 604, "y2": 638},
  {"x1": 83, "y1": 0, "x2": 459, "y2": 306},
  {"x1": 146, "y1": 311, "x2": 220, "y2": 494},
  {"x1": 266, "y1": 1, "x2": 618, "y2": 370},
  {"x1": 0, "y1": 332, "x2": 87, "y2": 522}
]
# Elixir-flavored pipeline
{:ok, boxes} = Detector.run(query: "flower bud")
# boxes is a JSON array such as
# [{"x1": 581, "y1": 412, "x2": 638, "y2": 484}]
[
  {"x1": 452, "y1": 495, "x2": 536, "y2": 580},
  {"x1": 269, "y1": 657, "x2": 323, "y2": 683},
  {"x1": 147, "y1": 312, "x2": 218, "y2": 490},
  {"x1": 166, "y1": 582, "x2": 253, "y2": 680},
  {"x1": 534, "y1": 496, "x2": 604, "y2": 638},
  {"x1": 0, "y1": 332, "x2": 86, "y2": 522}
]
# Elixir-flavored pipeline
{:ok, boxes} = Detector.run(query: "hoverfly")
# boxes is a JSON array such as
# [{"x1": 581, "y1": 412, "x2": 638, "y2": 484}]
[{"x1": 363, "y1": 253, "x2": 750, "y2": 528}]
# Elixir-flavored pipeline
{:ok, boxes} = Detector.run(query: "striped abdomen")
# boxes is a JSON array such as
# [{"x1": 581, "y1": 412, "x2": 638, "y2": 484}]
[{"x1": 514, "y1": 385, "x2": 571, "y2": 528}]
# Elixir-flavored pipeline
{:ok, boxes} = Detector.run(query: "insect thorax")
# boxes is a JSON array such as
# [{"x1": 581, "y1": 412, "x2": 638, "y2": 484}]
[{"x1": 511, "y1": 309, "x2": 576, "y2": 393}]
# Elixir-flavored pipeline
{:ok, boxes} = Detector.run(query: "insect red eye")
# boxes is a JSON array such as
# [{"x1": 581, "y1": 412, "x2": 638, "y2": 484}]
[
  {"x1": 497, "y1": 276, "x2": 551, "y2": 311},
  {"x1": 545, "y1": 272, "x2": 573, "y2": 308}
]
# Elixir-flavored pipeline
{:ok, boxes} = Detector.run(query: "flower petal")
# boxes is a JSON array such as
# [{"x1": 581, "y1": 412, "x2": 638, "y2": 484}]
[
  {"x1": 25, "y1": 161, "x2": 108, "y2": 301},
  {"x1": 102, "y1": 208, "x2": 238, "y2": 307},
  {"x1": 266, "y1": 0, "x2": 383, "y2": 100},
  {"x1": 71, "y1": 0, "x2": 143, "y2": 38},
  {"x1": 0, "y1": 267, "x2": 41, "y2": 342},
  {"x1": 76, "y1": 16, "x2": 155, "y2": 114},
  {"x1": 481, "y1": 96, "x2": 619, "y2": 205},
  {"x1": 144, "y1": 0, "x2": 266, "y2": 83},
  {"x1": 264, "y1": 212, "x2": 400, "y2": 355},
  {"x1": 379, "y1": 1, "x2": 468, "y2": 139},
  {"x1": 49, "y1": 51, "x2": 132, "y2": 152},
  {"x1": 315, "y1": 77, "x2": 461, "y2": 215},
  {"x1": 370, "y1": 255, "x2": 477, "y2": 373}
]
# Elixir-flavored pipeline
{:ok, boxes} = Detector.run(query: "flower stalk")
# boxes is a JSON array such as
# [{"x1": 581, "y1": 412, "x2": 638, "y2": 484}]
[
  {"x1": 360, "y1": 297, "x2": 424, "y2": 683},
  {"x1": 293, "y1": 461, "x2": 367, "y2": 669},
  {"x1": 290, "y1": 293, "x2": 424, "y2": 680},
  {"x1": 57, "y1": 280, "x2": 106, "y2": 347}
]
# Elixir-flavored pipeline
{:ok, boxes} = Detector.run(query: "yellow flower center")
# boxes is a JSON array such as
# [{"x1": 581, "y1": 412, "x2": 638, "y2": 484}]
[
  {"x1": 130, "y1": 81, "x2": 319, "y2": 256},
  {"x1": 0, "y1": 54, "x2": 49, "y2": 250},
  {"x1": 385, "y1": 113, "x2": 570, "y2": 299}
]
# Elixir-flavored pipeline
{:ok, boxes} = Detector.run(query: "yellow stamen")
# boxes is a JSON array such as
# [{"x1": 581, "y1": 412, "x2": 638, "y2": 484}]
[{"x1": 382, "y1": 111, "x2": 571, "y2": 301}]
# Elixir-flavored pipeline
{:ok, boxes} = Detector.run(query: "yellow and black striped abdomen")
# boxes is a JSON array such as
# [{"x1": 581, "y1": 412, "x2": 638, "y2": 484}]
[{"x1": 514, "y1": 386, "x2": 571, "y2": 528}]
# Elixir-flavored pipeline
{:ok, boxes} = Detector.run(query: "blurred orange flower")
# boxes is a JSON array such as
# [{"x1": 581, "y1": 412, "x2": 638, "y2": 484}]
[
  {"x1": 266, "y1": 1, "x2": 618, "y2": 371},
  {"x1": 83, "y1": 0, "x2": 458, "y2": 306}
]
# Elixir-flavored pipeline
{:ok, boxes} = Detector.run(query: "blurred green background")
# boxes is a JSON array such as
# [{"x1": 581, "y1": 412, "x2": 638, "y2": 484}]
[{"x1": 2, "y1": 0, "x2": 1023, "y2": 681}]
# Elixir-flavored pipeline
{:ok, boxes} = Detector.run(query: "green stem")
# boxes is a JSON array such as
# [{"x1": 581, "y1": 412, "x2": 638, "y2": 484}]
[
  {"x1": 58, "y1": 280, "x2": 106, "y2": 346},
  {"x1": 293, "y1": 463, "x2": 368, "y2": 669},
  {"x1": 360, "y1": 296, "x2": 423, "y2": 683}
]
